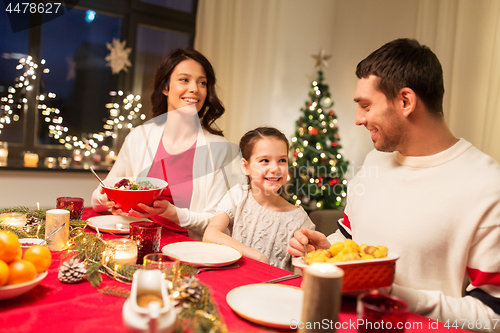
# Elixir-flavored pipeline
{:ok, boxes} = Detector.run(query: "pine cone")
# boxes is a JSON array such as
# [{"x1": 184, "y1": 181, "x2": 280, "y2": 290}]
[
  {"x1": 58, "y1": 258, "x2": 87, "y2": 284},
  {"x1": 172, "y1": 276, "x2": 203, "y2": 307},
  {"x1": 23, "y1": 215, "x2": 40, "y2": 231}
]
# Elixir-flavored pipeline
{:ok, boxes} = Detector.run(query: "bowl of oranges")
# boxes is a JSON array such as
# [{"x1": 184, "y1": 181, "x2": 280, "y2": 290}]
[
  {"x1": 0, "y1": 230, "x2": 52, "y2": 300},
  {"x1": 292, "y1": 239, "x2": 399, "y2": 293}
]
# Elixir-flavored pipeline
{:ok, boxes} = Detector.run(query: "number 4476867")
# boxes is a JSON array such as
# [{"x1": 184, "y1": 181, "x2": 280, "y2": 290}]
[
  {"x1": 5, "y1": 2, "x2": 61, "y2": 14},
  {"x1": 444, "y1": 319, "x2": 498, "y2": 330}
]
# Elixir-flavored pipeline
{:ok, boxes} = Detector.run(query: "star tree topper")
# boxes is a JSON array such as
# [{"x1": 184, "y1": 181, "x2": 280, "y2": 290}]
[
  {"x1": 312, "y1": 49, "x2": 332, "y2": 71},
  {"x1": 105, "y1": 38, "x2": 132, "y2": 74}
]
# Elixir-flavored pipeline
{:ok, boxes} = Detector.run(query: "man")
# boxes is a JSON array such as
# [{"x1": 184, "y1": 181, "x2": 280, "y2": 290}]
[{"x1": 289, "y1": 38, "x2": 500, "y2": 331}]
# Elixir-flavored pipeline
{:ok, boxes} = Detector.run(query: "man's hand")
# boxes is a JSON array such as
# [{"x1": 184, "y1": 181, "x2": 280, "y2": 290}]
[{"x1": 288, "y1": 228, "x2": 331, "y2": 257}]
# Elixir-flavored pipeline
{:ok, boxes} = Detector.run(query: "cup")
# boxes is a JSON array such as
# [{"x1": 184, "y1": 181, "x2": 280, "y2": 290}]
[
  {"x1": 143, "y1": 253, "x2": 180, "y2": 289},
  {"x1": 0, "y1": 141, "x2": 8, "y2": 166},
  {"x1": 56, "y1": 197, "x2": 84, "y2": 220},
  {"x1": 129, "y1": 221, "x2": 162, "y2": 265},
  {"x1": 357, "y1": 291, "x2": 408, "y2": 333},
  {"x1": 299, "y1": 263, "x2": 344, "y2": 333},
  {"x1": 45, "y1": 209, "x2": 70, "y2": 251}
]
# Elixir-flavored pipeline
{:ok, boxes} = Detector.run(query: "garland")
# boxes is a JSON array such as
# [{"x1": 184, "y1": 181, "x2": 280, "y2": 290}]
[{"x1": 0, "y1": 207, "x2": 227, "y2": 333}]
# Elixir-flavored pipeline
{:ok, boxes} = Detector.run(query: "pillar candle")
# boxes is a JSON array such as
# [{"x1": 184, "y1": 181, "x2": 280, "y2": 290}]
[
  {"x1": 299, "y1": 263, "x2": 344, "y2": 333},
  {"x1": 45, "y1": 209, "x2": 70, "y2": 251}
]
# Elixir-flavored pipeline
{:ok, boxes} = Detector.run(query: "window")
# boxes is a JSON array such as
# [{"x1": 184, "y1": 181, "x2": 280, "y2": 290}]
[{"x1": 0, "y1": 0, "x2": 198, "y2": 170}]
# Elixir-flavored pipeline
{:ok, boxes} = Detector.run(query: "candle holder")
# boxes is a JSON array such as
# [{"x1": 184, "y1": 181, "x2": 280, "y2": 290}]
[
  {"x1": 0, "y1": 212, "x2": 27, "y2": 229},
  {"x1": 0, "y1": 141, "x2": 8, "y2": 167},
  {"x1": 104, "y1": 238, "x2": 138, "y2": 265},
  {"x1": 129, "y1": 221, "x2": 162, "y2": 265},
  {"x1": 56, "y1": 197, "x2": 84, "y2": 220},
  {"x1": 24, "y1": 151, "x2": 39, "y2": 168}
]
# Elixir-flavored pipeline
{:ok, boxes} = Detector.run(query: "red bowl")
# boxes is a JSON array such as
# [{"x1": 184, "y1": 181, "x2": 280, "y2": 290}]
[
  {"x1": 102, "y1": 177, "x2": 168, "y2": 213},
  {"x1": 292, "y1": 253, "x2": 399, "y2": 294}
]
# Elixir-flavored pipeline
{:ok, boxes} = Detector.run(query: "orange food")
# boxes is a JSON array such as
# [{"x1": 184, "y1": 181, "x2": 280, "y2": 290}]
[
  {"x1": 0, "y1": 260, "x2": 9, "y2": 286},
  {"x1": 23, "y1": 245, "x2": 52, "y2": 273},
  {"x1": 7, "y1": 259, "x2": 37, "y2": 285},
  {"x1": 0, "y1": 230, "x2": 22, "y2": 263}
]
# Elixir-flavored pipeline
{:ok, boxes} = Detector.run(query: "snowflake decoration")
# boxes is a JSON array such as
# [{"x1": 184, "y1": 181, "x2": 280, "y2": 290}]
[
  {"x1": 311, "y1": 49, "x2": 332, "y2": 71},
  {"x1": 105, "y1": 38, "x2": 132, "y2": 74}
]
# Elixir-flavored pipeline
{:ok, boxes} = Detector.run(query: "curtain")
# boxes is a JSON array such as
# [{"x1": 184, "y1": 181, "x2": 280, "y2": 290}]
[{"x1": 416, "y1": 0, "x2": 500, "y2": 162}]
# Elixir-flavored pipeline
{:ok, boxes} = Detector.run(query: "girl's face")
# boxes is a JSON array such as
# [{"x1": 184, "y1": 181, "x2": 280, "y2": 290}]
[
  {"x1": 242, "y1": 137, "x2": 289, "y2": 195},
  {"x1": 163, "y1": 59, "x2": 207, "y2": 113}
]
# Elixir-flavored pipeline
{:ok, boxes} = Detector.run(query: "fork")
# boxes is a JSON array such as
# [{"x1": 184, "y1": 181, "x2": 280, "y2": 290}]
[{"x1": 195, "y1": 263, "x2": 240, "y2": 275}]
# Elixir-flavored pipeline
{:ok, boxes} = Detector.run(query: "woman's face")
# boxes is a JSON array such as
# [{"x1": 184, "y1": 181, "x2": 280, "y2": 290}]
[{"x1": 163, "y1": 59, "x2": 207, "y2": 113}]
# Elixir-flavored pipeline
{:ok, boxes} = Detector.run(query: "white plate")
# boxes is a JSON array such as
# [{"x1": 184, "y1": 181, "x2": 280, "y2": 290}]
[
  {"x1": 162, "y1": 242, "x2": 242, "y2": 267},
  {"x1": 292, "y1": 252, "x2": 400, "y2": 269},
  {"x1": 226, "y1": 284, "x2": 303, "y2": 329},
  {"x1": 87, "y1": 215, "x2": 150, "y2": 234},
  {"x1": 0, "y1": 271, "x2": 48, "y2": 301}
]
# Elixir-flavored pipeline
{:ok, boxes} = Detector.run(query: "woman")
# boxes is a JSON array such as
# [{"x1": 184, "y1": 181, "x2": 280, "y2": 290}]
[{"x1": 92, "y1": 48, "x2": 242, "y2": 240}]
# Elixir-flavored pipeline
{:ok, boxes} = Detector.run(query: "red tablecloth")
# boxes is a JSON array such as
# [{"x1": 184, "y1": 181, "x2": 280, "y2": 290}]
[{"x1": 0, "y1": 208, "x2": 465, "y2": 332}]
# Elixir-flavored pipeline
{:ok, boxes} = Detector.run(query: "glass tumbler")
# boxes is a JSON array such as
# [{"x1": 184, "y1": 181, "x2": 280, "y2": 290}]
[{"x1": 129, "y1": 221, "x2": 162, "y2": 264}]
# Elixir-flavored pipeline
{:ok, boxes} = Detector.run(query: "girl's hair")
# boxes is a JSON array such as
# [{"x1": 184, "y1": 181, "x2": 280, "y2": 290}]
[
  {"x1": 239, "y1": 127, "x2": 290, "y2": 160},
  {"x1": 150, "y1": 48, "x2": 225, "y2": 136}
]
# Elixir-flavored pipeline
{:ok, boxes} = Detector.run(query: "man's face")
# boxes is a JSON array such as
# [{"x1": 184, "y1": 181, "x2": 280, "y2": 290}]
[{"x1": 353, "y1": 75, "x2": 407, "y2": 152}]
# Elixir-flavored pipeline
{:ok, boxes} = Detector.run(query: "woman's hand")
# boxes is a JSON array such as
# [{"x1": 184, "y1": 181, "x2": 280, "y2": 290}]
[
  {"x1": 126, "y1": 199, "x2": 170, "y2": 219},
  {"x1": 99, "y1": 187, "x2": 124, "y2": 215},
  {"x1": 288, "y1": 228, "x2": 331, "y2": 257}
]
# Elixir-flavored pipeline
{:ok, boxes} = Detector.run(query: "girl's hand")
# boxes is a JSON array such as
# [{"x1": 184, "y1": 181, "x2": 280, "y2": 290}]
[
  {"x1": 126, "y1": 200, "x2": 169, "y2": 219},
  {"x1": 288, "y1": 228, "x2": 331, "y2": 257},
  {"x1": 256, "y1": 252, "x2": 269, "y2": 265}
]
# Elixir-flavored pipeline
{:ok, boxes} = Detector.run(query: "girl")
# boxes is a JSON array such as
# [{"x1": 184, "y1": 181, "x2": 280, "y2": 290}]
[
  {"x1": 92, "y1": 48, "x2": 242, "y2": 240},
  {"x1": 203, "y1": 127, "x2": 314, "y2": 270}
]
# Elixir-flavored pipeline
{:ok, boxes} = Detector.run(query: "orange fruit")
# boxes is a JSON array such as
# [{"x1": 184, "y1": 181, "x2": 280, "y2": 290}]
[
  {"x1": 23, "y1": 245, "x2": 52, "y2": 273},
  {"x1": 0, "y1": 260, "x2": 9, "y2": 286},
  {"x1": 0, "y1": 230, "x2": 21, "y2": 263},
  {"x1": 7, "y1": 259, "x2": 37, "y2": 285}
]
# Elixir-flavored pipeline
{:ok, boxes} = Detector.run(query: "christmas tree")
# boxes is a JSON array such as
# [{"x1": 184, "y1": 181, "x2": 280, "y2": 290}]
[{"x1": 285, "y1": 50, "x2": 349, "y2": 212}]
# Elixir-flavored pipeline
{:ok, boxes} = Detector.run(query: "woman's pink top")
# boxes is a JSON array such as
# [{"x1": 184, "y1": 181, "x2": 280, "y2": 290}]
[{"x1": 147, "y1": 139, "x2": 197, "y2": 236}]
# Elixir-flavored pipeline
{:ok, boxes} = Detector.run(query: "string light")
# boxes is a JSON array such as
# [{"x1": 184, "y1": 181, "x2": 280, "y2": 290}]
[{"x1": 1, "y1": 57, "x2": 146, "y2": 153}]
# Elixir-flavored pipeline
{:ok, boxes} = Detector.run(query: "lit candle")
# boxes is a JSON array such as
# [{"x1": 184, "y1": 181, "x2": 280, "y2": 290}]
[
  {"x1": 45, "y1": 209, "x2": 70, "y2": 251},
  {"x1": 44, "y1": 156, "x2": 56, "y2": 168},
  {"x1": 103, "y1": 238, "x2": 138, "y2": 265},
  {"x1": 58, "y1": 157, "x2": 70, "y2": 169},
  {"x1": 0, "y1": 142, "x2": 8, "y2": 167},
  {"x1": 24, "y1": 152, "x2": 39, "y2": 167},
  {"x1": 0, "y1": 212, "x2": 27, "y2": 229}
]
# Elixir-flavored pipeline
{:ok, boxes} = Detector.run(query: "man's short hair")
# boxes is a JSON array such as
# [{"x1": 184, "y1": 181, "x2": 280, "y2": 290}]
[{"x1": 356, "y1": 38, "x2": 445, "y2": 115}]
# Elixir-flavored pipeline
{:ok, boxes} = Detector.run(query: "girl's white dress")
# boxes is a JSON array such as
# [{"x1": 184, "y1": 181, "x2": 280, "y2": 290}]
[{"x1": 216, "y1": 184, "x2": 315, "y2": 270}]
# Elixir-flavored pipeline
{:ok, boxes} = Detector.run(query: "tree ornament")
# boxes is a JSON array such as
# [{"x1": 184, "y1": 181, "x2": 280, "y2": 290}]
[
  {"x1": 308, "y1": 127, "x2": 319, "y2": 136},
  {"x1": 58, "y1": 258, "x2": 87, "y2": 284},
  {"x1": 332, "y1": 142, "x2": 338, "y2": 147},
  {"x1": 311, "y1": 49, "x2": 332, "y2": 71},
  {"x1": 330, "y1": 111, "x2": 335, "y2": 116},
  {"x1": 105, "y1": 38, "x2": 132, "y2": 74},
  {"x1": 320, "y1": 96, "x2": 332, "y2": 108},
  {"x1": 299, "y1": 127, "x2": 305, "y2": 136}
]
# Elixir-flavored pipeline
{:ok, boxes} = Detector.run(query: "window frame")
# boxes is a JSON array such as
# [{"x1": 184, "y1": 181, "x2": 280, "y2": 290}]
[{"x1": 3, "y1": 0, "x2": 198, "y2": 170}]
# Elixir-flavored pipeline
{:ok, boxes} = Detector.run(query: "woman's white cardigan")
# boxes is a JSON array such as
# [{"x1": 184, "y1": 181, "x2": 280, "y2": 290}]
[{"x1": 92, "y1": 113, "x2": 243, "y2": 240}]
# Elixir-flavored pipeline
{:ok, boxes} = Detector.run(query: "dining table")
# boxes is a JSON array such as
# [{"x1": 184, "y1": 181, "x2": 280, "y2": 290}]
[{"x1": 0, "y1": 207, "x2": 466, "y2": 333}]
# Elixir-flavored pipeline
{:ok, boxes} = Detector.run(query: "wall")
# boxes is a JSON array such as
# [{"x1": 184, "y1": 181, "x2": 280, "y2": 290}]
[{"x1": 0, "y1": 170, "x2": 99, "y2": 209}]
